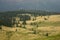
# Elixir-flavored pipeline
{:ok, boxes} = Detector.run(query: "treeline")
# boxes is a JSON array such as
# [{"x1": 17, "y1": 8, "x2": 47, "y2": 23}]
[
  {"x1": 0, "y1": 9, "x2": 60, "y2": 27},
  {"x1": 0, "y1": 9, "x2": 60, "y2": 17}
]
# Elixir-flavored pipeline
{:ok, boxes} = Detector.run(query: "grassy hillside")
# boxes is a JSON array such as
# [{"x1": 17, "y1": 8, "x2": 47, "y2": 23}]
[
  {"x1": 0, "y1": 27, "x2": 60, "y2": 40},
  {"x1": 0, "y1": 15, "x2": 60, "y2": 40},
  {"x1": 0, "y1": 10, "x2": 60, "y2": 40}
]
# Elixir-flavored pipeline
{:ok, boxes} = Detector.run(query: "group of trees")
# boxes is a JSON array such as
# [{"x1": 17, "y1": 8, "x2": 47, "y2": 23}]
[{"x1": 0, "y1": 9, "x2": 60, "y2": 27}]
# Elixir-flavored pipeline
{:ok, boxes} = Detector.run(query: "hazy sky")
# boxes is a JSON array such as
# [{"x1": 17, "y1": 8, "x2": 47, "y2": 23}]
[{"x1": 0, "y1": 0, "x2": 60, "y2": 12}]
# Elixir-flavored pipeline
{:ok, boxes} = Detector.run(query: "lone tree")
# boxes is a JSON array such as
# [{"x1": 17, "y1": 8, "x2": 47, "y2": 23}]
[
  {"x1": 45, "y1": 33, "x2": 49, "y2": 36},
  {"x1": 21, "y1": 15, "x2": 31, "y2": 28},
  {"x1": 32, "y1": 22, "x2": 39, "y2": 34},
  {"x1": 22, "y1": 19, "x2": 26, "y2": 24},
  {"x1": 0, "y1": 26, "x2": 2, "y2": 29},
  {"x1": 22, "y1": 15, "x2": 30, "y2": 25}
]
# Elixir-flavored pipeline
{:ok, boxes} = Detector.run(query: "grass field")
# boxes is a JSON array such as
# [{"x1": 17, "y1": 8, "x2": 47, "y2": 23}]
[
  {"x1": 0, "y1": 30, "x2": 60, "y2": 40},
  {"x1": 0, "y1": 15, "x2": 60, "y2": 40}
]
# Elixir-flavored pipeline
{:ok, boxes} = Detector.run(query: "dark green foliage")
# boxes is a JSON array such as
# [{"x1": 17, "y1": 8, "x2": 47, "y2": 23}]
[
  {"x1": 45, "y1": 33, "x2": 49, "y2": 36},
  {"x1": 44, "y1": 18, "x2": 48, "y2": 20},
  {"x1": 22, "y1": 20, "x2": 26, "y2": 25},
  {"x1": 32, "y1": 18, "x2": 35, "y2": 21},
  {"x1": 0, "y1": 9, "x2": 60, "y2": 27},
  {"x1": 0, "y1": 9, "x2": 60, "y2": 17},
  {"x1": 19, "y1": 15, "x2": 31, "y2": 21},
  {"x1": 0, "y1": 27, "x2": 2, "y2": 29},
  {"x1": 33, "y1": 30, "x2": 36, "y2": 34}
]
